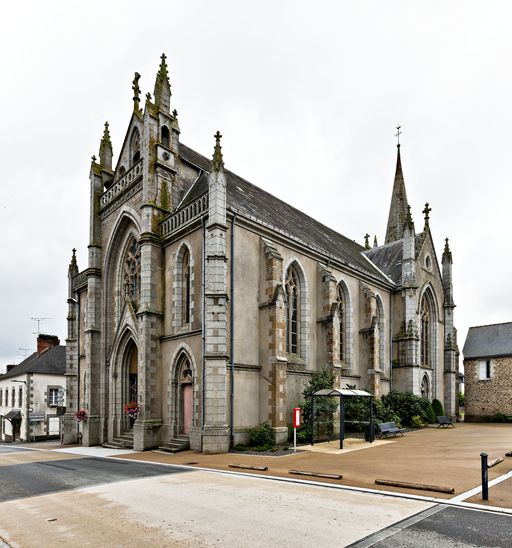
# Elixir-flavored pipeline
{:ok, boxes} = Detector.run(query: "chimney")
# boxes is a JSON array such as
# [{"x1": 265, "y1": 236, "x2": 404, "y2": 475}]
[
  {"x1": 37, "y1": 334, "x2": 60, "y2": 354},
  {"x1": 6, "y1": 364, "x2": 16, "y2": 372}
]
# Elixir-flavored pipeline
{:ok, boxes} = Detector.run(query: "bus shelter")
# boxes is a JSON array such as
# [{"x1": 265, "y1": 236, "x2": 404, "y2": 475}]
[{"x1": 311, "y1": 388, "x2": 374, "y2": 449}]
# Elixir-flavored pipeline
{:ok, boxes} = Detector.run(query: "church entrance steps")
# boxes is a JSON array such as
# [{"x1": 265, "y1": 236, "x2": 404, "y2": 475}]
[
  {"x1": 158, "y1": 436, "x2": 189, "y2": 454},
  {"x1": 103, "y1": 431, "x2": 134, "y2": 450}
]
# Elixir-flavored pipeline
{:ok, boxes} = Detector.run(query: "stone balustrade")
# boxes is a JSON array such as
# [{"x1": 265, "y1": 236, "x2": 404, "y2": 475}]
[
  {"x1": 100, "y1": 159, "x2": 143, "y2": 209},
  {"x1": 161, "y1": 193, "x2": 208, "y2": 237}
]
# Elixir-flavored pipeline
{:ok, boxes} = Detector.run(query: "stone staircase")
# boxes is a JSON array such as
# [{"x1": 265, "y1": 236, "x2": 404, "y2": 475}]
[
  {"x1": 103, "y1": 431, "x2": 134, "y2": 450},
  {"x1": 158, "y1": 436, "x2": 190, "y2": 454}
]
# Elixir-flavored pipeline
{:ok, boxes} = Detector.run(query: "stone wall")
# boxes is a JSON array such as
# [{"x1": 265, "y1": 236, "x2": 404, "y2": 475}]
[{"x1": 464, "y1": 357, "x2": 512, "y2": 421}]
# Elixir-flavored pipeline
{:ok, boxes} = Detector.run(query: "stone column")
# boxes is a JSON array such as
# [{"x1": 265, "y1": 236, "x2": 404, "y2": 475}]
[{"x1": 442, "y1": 239, "x2": 457, "y2": 417}]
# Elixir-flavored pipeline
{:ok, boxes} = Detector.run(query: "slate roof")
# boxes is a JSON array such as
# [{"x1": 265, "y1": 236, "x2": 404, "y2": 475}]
[
  {"x1": 463, "y1": 323, "x2": 512, "y2": 360},
  {"x1": 178, "y1": 144, "x2": 394, "y2": 286},
  {"x1": 363, "y1": 234, "x2": 425, "y2": 286},
  {"x1": 0, "y1": 346, "x2": 66, "y2": 380}
]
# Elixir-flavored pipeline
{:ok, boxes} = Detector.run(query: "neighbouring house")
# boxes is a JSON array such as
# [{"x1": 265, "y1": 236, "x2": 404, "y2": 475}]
[
  {"x1": 462, "y1": 322, "x2": 512, "y2": 421},
  {"x1": 63, "y1": 53, "x2": 459, "y2": 453},
  {"x1": 0, "y1": 335, "x2": 66, "y2": 442}
]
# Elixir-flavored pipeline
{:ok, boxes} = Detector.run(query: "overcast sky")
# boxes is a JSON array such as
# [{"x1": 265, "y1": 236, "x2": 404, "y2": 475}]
[{"x1": 1, "y1": 1, "x2": 511, "y2": 371}]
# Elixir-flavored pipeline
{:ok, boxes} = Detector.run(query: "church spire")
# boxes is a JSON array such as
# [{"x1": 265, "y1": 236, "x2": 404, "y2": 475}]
[
  {"x1": 99, "y1": 122, "x2": 113, "y2": 170},
  {"x1": 385, "y1": 132, "x2": 410, "y2": 244},
  {"x1": 154, "y1": 53, "x2": 171, "y2": 113}
]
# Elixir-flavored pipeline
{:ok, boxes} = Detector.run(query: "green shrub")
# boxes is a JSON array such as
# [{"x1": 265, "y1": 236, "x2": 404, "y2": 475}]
[
  {"x1": 381, "y1": 391, "x2": 435, "y2": 427},
  {"x1": 233, "y1": 444, "x2": 249, "y2": 452},
  {"x1": 249, "y1": 422, "x2": 273, "y2": 447},
  {"x1": 492, "y1": 413, "x2": 509, "y2": 423},
  {"x1": 432, "y1": 398, "x2": 444, "y2": 417},
  {"x1": 457, "y1": 392, "x2": 465, "y2": 407},
  {"x1": 411, "y1": 415, "x2": 426, "y2": 428}
]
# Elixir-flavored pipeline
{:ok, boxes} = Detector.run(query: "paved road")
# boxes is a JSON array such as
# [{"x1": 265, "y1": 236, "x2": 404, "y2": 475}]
[{"x1": 1, "y1": 444, "x2": 511, "y2": 547}]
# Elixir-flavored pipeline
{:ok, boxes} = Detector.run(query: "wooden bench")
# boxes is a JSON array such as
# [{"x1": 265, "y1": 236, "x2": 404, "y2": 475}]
[
  {"x1": 436, "y1": 416, "x2": 455, "y2": 428},
  {"x1": 377, "y1": 421, "x2": 406, "y2": 438}
]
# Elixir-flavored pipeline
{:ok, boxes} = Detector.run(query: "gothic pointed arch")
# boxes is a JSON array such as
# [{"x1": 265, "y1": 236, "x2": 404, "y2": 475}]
[
  {"x1": 421, "y1": 373, "x2": 430, "y2": 399},
  {"x1": 130, "y1": 127, "x2": 141, "y2": 165},
  {"x1": 336, "y1": 280, "x2": 353, "y2": 368},
  {"x1": 168, "y1": 344, "x2": 198, "y2": 437},
  {"x1": 173, "y1": 241, "x2": 195, "y2": 328},
  {"x1": 283, "y1": 259, "x2": 309, "y2": 360},
  {"x1": 419, "y1": 284, "x2": 438, "y2": 370}
]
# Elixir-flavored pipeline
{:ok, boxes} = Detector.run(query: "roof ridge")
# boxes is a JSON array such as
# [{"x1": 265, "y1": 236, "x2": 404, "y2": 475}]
[{"x1": 468, "y1": 322, "x2": 512, "y2": 330}]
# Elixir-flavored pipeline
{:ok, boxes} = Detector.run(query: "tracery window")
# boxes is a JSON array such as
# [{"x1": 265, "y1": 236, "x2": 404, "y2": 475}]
[
  {"x1": 285, "y1": 265, "x2": 300, "y2": 355},
  {"x1": 420, "y1": 295, "x2": 430, "y2": 367},
  {"x1": 124, "y1": 237, "x2": 141, "y2": 307},
  {"x1": 337, "y1": 284, "x2": 345, "y2": 363},
  {"x1": 182, "y1": 248, "x2": 191, "y2": 324}
]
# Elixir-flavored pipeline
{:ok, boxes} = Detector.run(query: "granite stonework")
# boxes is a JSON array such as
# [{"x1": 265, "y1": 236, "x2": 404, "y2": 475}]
[{"x1": 63, "y1": 54, "x2": 459, "y2": 454}]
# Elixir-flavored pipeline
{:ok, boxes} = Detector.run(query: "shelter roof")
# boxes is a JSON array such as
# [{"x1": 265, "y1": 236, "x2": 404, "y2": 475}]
[{"x1": 313, "y1": 388, "x2": 372, "y2": 397}]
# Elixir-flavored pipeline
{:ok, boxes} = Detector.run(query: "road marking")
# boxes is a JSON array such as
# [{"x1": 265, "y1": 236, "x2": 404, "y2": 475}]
[{"x1": 450, "y1": 469, "x2": 512, "y2": 503}]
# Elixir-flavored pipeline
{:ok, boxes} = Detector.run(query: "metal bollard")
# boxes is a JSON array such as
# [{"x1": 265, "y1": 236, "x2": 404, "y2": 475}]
[{"x1": 480, "y1": 452, "x2": 488, "y2": 501}]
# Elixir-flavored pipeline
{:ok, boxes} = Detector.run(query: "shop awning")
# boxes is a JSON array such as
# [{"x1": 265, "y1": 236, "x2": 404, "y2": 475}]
[{"x1": 4, "y1": 409, "x2": 22, "y2": 421}]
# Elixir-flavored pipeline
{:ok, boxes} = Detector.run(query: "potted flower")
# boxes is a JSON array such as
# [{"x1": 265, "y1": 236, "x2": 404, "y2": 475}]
[
  {"x1": 124, "y1": 401, "x2": 141, "y2": 420},
  {"x1": 74, "y1": 409, "x2": 88, "y2": 423}
]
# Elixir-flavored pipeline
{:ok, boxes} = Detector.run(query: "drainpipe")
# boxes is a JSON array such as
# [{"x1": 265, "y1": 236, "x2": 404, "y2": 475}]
[
  {"x1": 25, "y1": 373, "x2": 30, "y2": 442},
  {"x1": 229, "y1": 214, "x2": 237, "y2": 448},
  {"x1": 201, "y1": 215, "x2": 206, "y2": 446}
]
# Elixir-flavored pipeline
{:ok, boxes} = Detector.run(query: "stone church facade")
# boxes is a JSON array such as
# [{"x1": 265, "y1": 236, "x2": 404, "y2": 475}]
[{"x1": 63, "y1": 55, "x2": 459, "y2": 453}]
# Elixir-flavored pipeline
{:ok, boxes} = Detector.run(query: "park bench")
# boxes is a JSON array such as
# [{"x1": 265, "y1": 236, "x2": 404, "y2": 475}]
[
  {"x1": 436, "y1": 416, "x2": 455, "y2": 428},
  {"x1": 377, "y1": 421, "x2": 406, "y2": 438}
]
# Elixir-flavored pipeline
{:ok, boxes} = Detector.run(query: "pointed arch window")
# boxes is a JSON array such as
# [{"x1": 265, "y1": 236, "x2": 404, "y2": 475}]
[
  {"x1": 182, "y1": 247, "x2": 191, "y2": 324},
  {"x1": 420, "y1": 295, "x2": 431, "y2": 367},
  {"x1": 337, "y1": 284, "x2": 346, "y2": 363},
  {"x1": 130, "y1": 127, "x2": 141, "y2": 165},
  {"x1": 123, "y1": 237, "x2": 141, "y2": 307},
  {"x1": 285, "y1": 265, "x2": 300, "y2": 355},
  {"x1": 161, "y1": 125, "x2": 170, "y2": 148},
  {"x1": 421, "y1": 375, "x2": 430, "y2": 399}
]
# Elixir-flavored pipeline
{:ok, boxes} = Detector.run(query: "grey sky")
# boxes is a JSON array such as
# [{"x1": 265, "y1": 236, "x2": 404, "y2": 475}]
[{"x1": 1, "y1": 1, "x2": 510, "y2": 371}]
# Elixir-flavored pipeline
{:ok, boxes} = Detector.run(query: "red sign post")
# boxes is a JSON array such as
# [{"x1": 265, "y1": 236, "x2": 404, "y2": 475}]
[{"x1": 293, "y1": 407, "x2": 301, "y2": 451}]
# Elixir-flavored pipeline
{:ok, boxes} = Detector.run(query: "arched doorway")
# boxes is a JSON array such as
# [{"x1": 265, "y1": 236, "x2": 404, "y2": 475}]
[
  {"x1": 421, "y1": 375, "x2": 430, "y2": 400},
  {"x1": 172, "y1": 352, "x2": 194, "y2": 437},
  {"x1": 123, "y1": 340, "x2": 138, "y2": 432}
]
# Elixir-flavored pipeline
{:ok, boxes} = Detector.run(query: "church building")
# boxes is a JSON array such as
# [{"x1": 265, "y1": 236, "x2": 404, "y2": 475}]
[{"x1": 63, "y1": 54, "x2": 459, "y2": 453}]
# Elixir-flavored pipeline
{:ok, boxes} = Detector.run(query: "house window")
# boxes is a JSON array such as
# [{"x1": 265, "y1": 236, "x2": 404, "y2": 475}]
[
  {"x1": 48, "y1": 388, "x2": 59, "y2": 406},
  {"x1": 18, "y1": 387, "x2": 22, "y2": 407},
  {"x1": 479, "y1": 360, "x2": 491, "y2": 380},
  {"x1": 0, "y1": 389, "x2": 3, "y2": 406},
  {"x1": 4, "y1": 389, "x2": 8, "y2": 407},
  {"x1": 285, "y1": 265, "x2": 300, "y2": 355},
  {"x1": 12, "y1": 389, "x2": 15, "y2": 408}
]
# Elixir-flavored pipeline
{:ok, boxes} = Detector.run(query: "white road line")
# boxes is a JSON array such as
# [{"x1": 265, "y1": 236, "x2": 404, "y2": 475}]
[{"x1": 450, "y1": 469, "x2": 512, "y2": 503}]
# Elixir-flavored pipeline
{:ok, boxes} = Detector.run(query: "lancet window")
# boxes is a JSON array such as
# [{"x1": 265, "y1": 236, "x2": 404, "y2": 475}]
[{"x1": 285, "y1": 265, "x2": 300, "y2": 355}]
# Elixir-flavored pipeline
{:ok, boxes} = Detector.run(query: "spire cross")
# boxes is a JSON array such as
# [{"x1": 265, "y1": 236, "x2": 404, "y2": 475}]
[
  {"x1": 423, "y1": 202, "x2": 432, "y2": 226},
  {"x1": 395, "y1": 125, "x2": 402, "y2": 146},
  {"x1": 364, "y1": 233, "x2": 370, "y2": 249},
  {"x1": 215, "y1": 130, "x2": 222, "y2": 143}
]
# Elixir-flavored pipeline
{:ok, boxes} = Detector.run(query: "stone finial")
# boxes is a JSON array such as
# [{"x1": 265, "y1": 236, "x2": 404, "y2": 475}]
[
  {"x1": 132, "y1": 72, "x2": 141, "y2": 111},
  {"x1": 364, "y1": 233, "x2": 371, "y2": 250},
  {"x1": 99, "y1": 122, "x2": 113, "y2": 169},
  {"x1": 212, "y1": 131, "x2": 224, "y2": 172},
  {"x1": 154, "y1": 53, "x2": 171, "y2": 112},
  {"x1": 442, "y1": 237, "x2": 452, "y2": 263},
  {"x1": 68, "y1": 248, "x2": 78, "y2": 276},
  {"x1": 373, "y1": 235, "x2": 378, "y2": 248},
  {"x1": 404, "y1": 205, "x2": 414, "y2": 231},
  {"x1": 91, "y1": 155, "x2": 97, "y2": 163},
  {"x1": 422, "y1": 202, "x2": 432, "y2": 229}
]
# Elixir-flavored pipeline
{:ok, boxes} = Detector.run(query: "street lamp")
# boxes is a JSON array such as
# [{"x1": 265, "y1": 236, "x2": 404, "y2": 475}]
[{"x1": 12, "y1": 376, "x2": 30, "y2": 442}]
